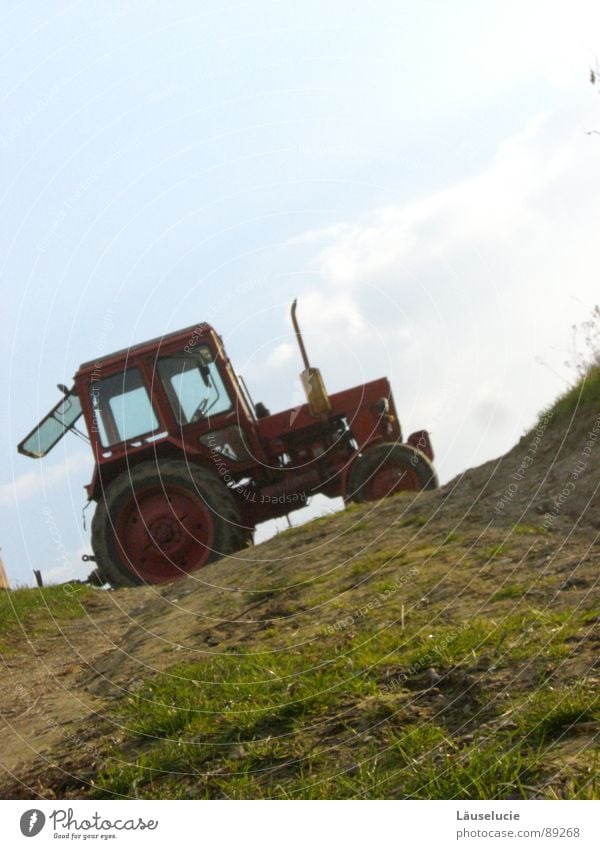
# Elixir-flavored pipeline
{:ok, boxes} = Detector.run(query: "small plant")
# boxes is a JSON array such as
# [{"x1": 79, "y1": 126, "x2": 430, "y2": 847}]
[
  {"x1": 566, "y1": 304, "x2": 600, "y2": 378},
  {"x1": 538, "y1": 305, "x2": 600, "y2": 425},
  {"x1": 542, "y1": 366, "x2": 600, "y2": 423}
]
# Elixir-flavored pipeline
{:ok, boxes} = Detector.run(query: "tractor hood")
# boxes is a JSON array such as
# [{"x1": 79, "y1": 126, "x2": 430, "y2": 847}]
[{"x1": 17, "y1": 388, "x2": 83, "y2": 458}]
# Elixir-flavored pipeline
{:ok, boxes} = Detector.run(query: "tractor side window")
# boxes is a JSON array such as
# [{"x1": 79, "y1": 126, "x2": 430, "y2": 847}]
[
  {"x1": 157, "y1": 348, "x2": 232, "y2": 425},
  {"x1": 92, "y1": 368, "x2": 159, "y2": 446}
]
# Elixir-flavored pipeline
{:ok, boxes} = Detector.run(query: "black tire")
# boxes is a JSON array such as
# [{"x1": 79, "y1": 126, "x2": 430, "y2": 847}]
[
  {"x1": 91, "y1": 459, "x2": 245, "y2": 588},
  {"x1": 346, "y1": 442, "x2": 438, "y2": 504}
]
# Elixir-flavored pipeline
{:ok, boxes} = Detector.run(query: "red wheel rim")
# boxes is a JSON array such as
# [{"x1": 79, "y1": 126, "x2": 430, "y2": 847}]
[
  {"x1": 364, "y1": 462, "x2": 421, "y2": 500},
  {"x1": 115, "y1": 484, "x2": 215, "y2": 583}
]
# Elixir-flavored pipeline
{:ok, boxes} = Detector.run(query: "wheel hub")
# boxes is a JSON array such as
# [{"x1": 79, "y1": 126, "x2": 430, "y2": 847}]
[{"x1": 149, "y1": 517, "x2": 181, "y2": 548}]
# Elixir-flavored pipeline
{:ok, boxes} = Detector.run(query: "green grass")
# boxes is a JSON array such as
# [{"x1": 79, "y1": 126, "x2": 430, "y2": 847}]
[
  {"x1": 349, "y1": 548, "x2": 408, "y2": 578},
  {"x1": 391, "y1": 609, "x2": 583, "y2": 672},
  {"x1": 92, "y1": 695, "x2": 547, "y2": 800},
  {"x1": 89, "y1": 601, "x2": 599, "y2": 799},
  {"x1": 400, "y1": 620, "x2": 491, "y2": 670},
  {"x1": 441, "y1": 532, "x2": 463, "y2": 545},
  {"x1": 490, "y1": 583, "x2": 526, "y2": 602},
  {"x1": 399, "y1": 514, "x2": 427, "y2": 528},
  {"x1": 544, "y1": 759, "x2": 600, "y2": 800},
  {"x1": 503, "y1": 608, "x2": 597, "y2": 662},
  {"x1": 270, "y1": 725, "x2": 541, "y2": 800},
  {"x1": 346, "y1": 521, "x2": 369, "y2": 534},
  {"x1": 479, "y1": 543, "x2": 510, "y2": 561},
  {"x1": 381, "y1": 727, "x2": 542, "y2": 799},
  {"x1": 513, "y1": 687, "x2": 599, "y2": 744},
  {"x1": 248, "y1": 589, "x2": 278, "y2": 603},
  {"x1": 91, "y1": 648, "x2": 377, "y2": 798},
  {"x1": 0, "y1": 584, "x2": 93, "y2": 653},
  {"x1": 539, "y1": 364, "x2": 600, "y2": 424},
  {"x1": 513, "y1": 524, "x2": 547, "y2": 536}
]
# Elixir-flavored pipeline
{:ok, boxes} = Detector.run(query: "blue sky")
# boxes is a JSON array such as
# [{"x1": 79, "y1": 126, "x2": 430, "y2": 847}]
[{"x1": 2, "y1": 1, "x2": 600, "y2": 585}]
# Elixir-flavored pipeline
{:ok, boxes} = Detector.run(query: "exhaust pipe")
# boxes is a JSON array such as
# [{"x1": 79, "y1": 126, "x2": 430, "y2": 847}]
[{"x1": 290, "y1": 299, "x2": 332, "y2": 418}]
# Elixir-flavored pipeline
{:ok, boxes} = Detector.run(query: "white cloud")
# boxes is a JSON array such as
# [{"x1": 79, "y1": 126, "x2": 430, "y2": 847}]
[
  {"x1": 265, "y1": 342, "x2": 295, "y2": 372},
  {"x1": 313, "y1": 113, "x2": 569, "y2": 288},
  {"x1": 293, "y1": 291, "x2": 368, "y2": 340},
  {"x1": 0, "y1": 453, "x2": 91, "y2": 507},
  {"x1": 288, "y1": 111, "x2": 600, "y2": 482}
]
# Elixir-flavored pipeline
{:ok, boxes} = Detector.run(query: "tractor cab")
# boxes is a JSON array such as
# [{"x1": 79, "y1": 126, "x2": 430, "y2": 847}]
[
  {"x1": 19, "y1": 323, "x2": 259, "y2": 464},
  {"x1": 17, "y1": 302, "x2": 438, "y2": 588}
]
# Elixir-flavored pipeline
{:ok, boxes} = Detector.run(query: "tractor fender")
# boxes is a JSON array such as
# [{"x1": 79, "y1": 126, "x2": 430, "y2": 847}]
[
  {"x1": 341, "y1": 432, "x2": 435, "y2": 501},
  {"x1": 406, "y1": 429, "x2": 434, "y2": 462}
]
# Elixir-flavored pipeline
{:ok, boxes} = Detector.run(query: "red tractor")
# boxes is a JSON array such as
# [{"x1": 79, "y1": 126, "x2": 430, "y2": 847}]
[{"x1": 18, "y1": 301, "x2": 437, "y2": 587}]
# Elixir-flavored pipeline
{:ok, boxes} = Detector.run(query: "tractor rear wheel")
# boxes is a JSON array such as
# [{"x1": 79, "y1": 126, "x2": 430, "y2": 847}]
[
  {"x1": 91, "y1": 459, "x2": 245, "y2": 587},
  {"x1": 346, "y1": 442, "x2": 438, "y2": 503}
]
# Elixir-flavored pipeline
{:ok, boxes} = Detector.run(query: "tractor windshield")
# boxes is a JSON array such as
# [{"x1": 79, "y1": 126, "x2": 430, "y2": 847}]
[
  {"x1": 17, "y1": 390, "x2": 83, "y2": 458},
  {"x1": 157, "y1": 346, "x2": 232, "y2": 425}
]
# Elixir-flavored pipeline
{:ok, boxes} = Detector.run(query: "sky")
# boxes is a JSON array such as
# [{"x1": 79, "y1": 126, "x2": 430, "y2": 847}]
[{"x1": 2, "y1": 0, "x2": 600, "y2": 586}]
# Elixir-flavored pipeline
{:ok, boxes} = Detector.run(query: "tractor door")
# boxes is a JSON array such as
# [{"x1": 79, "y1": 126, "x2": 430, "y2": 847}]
[
  {"x1": 17, "y1": 389, "x2": 83, "y2": 458},
  {"x1": 155, "y1": 345, "x2": 264, "y2": 468}
]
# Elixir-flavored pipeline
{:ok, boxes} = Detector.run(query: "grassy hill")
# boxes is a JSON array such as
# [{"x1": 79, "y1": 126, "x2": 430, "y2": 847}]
[{"x1": 0, "y1": 369, "x2": 598, "y2": 799}]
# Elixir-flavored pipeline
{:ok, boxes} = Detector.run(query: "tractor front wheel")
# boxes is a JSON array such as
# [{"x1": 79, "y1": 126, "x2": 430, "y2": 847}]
[
  {"x1": 345, "y1": 442, "x2": 438, "y2": 503},
  {"x1": 91, "y1": 460, "x2": 245, "y2": 587}
]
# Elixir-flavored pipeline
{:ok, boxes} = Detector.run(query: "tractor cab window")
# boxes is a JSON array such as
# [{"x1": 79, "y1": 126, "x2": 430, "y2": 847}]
[
  {"x1": 91, "y1": 368, "x2": 159, "y2": 447},
  {"x1": 157, "y1": 346, "x2": 232, "y2": 425}
]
